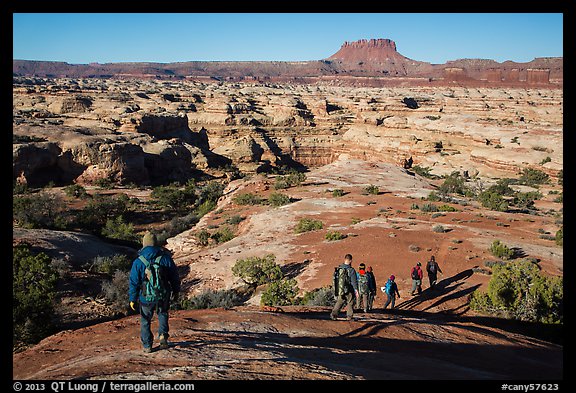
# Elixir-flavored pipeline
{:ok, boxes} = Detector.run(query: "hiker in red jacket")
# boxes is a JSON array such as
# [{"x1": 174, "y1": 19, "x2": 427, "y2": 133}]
[{"x1": 410, "y1": 262, "x2": 424, "y2": 295}]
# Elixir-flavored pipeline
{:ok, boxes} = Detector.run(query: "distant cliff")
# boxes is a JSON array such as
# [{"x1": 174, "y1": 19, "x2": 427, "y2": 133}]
[{"x1": 13, "y1": 39, "x2": 562, "y2": 87}]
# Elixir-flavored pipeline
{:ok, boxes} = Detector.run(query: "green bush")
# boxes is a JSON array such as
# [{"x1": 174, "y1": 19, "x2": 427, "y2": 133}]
[
  {"x1": 325, "y1": 231, "x2": 347, "y2": 241},
  {"x1": 295, "y1": 218, "x2": 323, "y2": 233},
  {"x1": 478, "y1": 191, "x2": 509, "y2": 212},
  {"x1": 438, "y1": 172, "x2": 468, "y2": 196},
  {"x1": 268, "y1": 192, "x2": 291, "y2": 207},
  {"x1": 197, "y1": 181, "x2": 225, "y2": 206},
  {"x1": 151, "y1": 181, "x2": 197, "y2": 211},
  {"x1": 260, "y1": 278, "x2": 299, "y2": 306},
  {"x1": 232, "y1": 254, "x2": 283, "y2": 286},
  {"x1": 438, "y1": 204, "x2": 458, "y2": 212},
  {"x1": 77, "y1": 194, "x2": 130, "y2": 230},
  {"x1": 211, "y1": 226, "x2": 235, "y2": 244},
  {"x1": 427, "y1": 191, "x2": 442, "y2": 202},
  {"x1": 421, "y1": 203, "x2": 439, "y2": 212},
  {"x1": 332, "y1": 189, "x2": 345, "y2": 197},
  {"x1": 196, "y1": 229, "x2": 211, "y2": 246},
  {"x1": 63, "y1": 184, "x2": 88, "y2": 199},
  {"x1": 226, "y1": 215, "x2": 245, "y2": 225},
  {"x1": 101, "y1": 216, "x2": 139, "y2": 243},
  {"x1": 518, "y1": 168, "x2": 549, "y2": 187},
  {"x1": 274, "y1": 170, "x2": 306, "y2": 189},
  {"x1": 432, "y1": 225, "x2": 447, "y2": 233},
  {"x1": 362, "y1": 184, "x2": 379, "y2": 195},
  {"x1": 13, "y1": 191, "x2": 66, "y2": 229},
  {"x1": 233, "y1": 192, "x2": 263, "y2": 205},
  {"x1": 156, "y1": 213, "x2": 199, "y2": 244},
  {"x1": 179, "y1": 289, "x2": 244, "y2": 309},
  {"x1": 489, "y1": 240, "x2": 514, "y2": 260},
  {"x1": 13, "y1": 244, "x2": 59, "y2": 346},
  {"x1": 555, "y1": 228, "x2": 563, "y2": 246},
  {"x1": 469, "y1": 259, "x2": 562, "y2": 323},
  {"x1": 412, "y1": 165, "x2": 438, "y2": 179},
  {"x1": 301, "y1": 286, "x2": 336, "y2": 306}
]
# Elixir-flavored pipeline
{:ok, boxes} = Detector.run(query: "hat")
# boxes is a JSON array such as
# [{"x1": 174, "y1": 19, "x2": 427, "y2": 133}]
[
  {"x1": 417, "y1": 262, "x2": 421, "y2": 266},
  {"x1": 359, "y1": 263, "x2": 366, "y2": 269},
  {"x1": 390, "y1": 275, "x2": 395, "y2": 281},
  {"x1": 142, "y1": 231, "x2": 157, "y2": 248}
]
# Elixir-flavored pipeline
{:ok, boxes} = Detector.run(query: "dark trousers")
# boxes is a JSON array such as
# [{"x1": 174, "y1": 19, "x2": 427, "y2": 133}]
[
  {"x1": 140, "y1": 299, "x2": 170, "y2": 349},
  {"x1": 428, "y1": 273, "x2": 438, "y2": 289},
  {"x1": 356, "y1": 293, "x2": 369, "y2": 312},
  {"x1": 383, "y1": 293, "x2": 397, "y2": 309},
  {"x1": 331, "y1": 292, "x2": 355, "y2": 319}
]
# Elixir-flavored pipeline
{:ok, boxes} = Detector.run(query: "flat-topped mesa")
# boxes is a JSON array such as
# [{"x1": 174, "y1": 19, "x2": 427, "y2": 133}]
[{"x1": 327, "y1": 38, "x2": 403, "y2": 62}]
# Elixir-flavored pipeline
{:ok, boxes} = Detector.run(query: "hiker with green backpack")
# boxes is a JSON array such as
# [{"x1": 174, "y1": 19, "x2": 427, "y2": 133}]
[
  {"x1": 330, "y1": 254, "x2": 359, "y2": 320},
  {"x1": 129, "y1": 231, "x2": 181, "y2": 353},
  {"x1": 356, "y1": 263, "x2": 371, "y2": 313}
]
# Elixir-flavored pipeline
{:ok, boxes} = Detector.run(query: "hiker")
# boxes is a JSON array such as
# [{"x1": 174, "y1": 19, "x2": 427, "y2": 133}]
[
  {"x1": 129, "y1": 231, "x2": 181, "y2": 353},
  {"x1": 366, "y1": 266, "x2": 377, "y2": 311},
  {"x1": 410, "y1": 262, "x2": 424, "y2": 295},
  {"x1": 356, "y1": 263, "x2": 370, "y2": 312},
  {"x1": 330, "y1": 254, "x2": 359, "y2": 320},
  {"x1": 381, "y1": 275, "x2": 401, "y2": 310},
  {"x1": 426, "y1": 255, "x2": 443, "y2": 289}
]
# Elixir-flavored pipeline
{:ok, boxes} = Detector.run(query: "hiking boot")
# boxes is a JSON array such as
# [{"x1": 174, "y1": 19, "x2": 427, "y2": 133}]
[
  {"x1": 158, "y1": 334, "x2": 169, "y2": 349},
  {"x1": 345, "y1": 316, "x2": 353, "y2": 321}
]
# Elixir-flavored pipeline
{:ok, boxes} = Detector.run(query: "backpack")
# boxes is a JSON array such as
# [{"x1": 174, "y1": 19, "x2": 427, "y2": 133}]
[
  {"x1": 139, "y1": 254, "x2": 168, "y2": 302},
  {"x1": 358, "y1": 272, "x2": 369, "y2": 294},
  {"x1": 384, "y1": 279, "x2": 394, "y2": 295},
  {"x1": 334, "y1": 266, "x2": 351, "y2": 296},
  {"x1": 411, "y1": 267, "x2": 420, "y2": 280},
  {"x1": 428, "y1": 261, "x2": 437, "y2": 274}
]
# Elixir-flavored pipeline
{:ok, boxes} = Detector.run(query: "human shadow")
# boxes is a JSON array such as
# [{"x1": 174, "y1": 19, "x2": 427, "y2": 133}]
[{"x1": 281, "y1": 259, "x2": 312, "y2": 279}]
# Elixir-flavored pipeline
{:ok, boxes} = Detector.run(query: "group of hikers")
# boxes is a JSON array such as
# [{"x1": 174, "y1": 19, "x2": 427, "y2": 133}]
[
  {"x1": 127, "y1": 233, "x2": 444, "y2": 352},
  {"x1": 330, "y1": 253, "x2": 442, "y2": 320}
]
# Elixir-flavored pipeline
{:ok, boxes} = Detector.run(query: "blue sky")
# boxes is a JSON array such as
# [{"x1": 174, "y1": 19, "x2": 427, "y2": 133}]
[{"x1": 13, "y1": 13, "x2": 563, "y2": 64}]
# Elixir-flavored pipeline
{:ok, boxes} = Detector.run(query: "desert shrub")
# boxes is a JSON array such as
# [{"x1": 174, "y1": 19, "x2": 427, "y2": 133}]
[
  {"x1": 325, "y1": 231, "x2": 347, "y2": 241},
  {"x1": 412, "y1": 165, "x2": 438, "y2": 179},
  {"x1": 432, "y1": 224, "x2": 447, "y2": 233},
  {"x1": 197, "y1": 180, "x2": 225, "y2": 206},
  {"x1": 553, "y1": 193, "x2": 563, "y2": 203},
  {"x1": 295, "y1": 218, "x2": 323, "y2": 233},
  {"x1": 431, "y1": 213, "x2": 444, "y2": 219},
  {"x1": 408, "y1": 244, "x2": 420, "y2": 252},
  {"x1": 332, "y1": 189, "x2": 345, "y2": 197},
  {"x1": 489, "y1": 240, "x2": 514, "y2": 260},
  {"x1": 260, "y1": 278, "x2": 299, "y2": 306},
  {"x1": 438, "y1": 171, "x2": 468, "y2": 196},
  {"x1": 555, "y1": 228, "x2": 563, "y2": 246},
  {"x1": 469, "y1": 259, "x2": 562, "y2": 323},
  {"x1": 13, "y1": 191, "x2": 66, "y2": 229},
  {"x1": 100, "y1": 216, "x2": 139, "y2": 243},
  {"x1": 226, "y1": 215, "x2": 245, "y2": 225},
  {"x1": 351, "y1": 217, "x2": 362, "y2": 224},
  {"x1": 63, "y1": 184, "x2": 88, "y2": 199},
  {"x1": 151, "y1": 181, "x2": 197, "y2": 211},
  {"x1": 77, "y1": 194, "x2": 130, "y2": 230},
  {"x1": 196, "y1": 200, "x2": 217, "y2": 217},
  {"x1": 87, "y1": 254, "x2": 132, "y2": 275},
  {"x1": 410, "y1": 203, "x2": 420, "y2": 210},
  {"x1": 232, "y1": 254, "x2": 283, "y2": 286},
  {"x1": 233, "y1": 192, "x2": 263, "y2": 205},
  {"x1": 13, "y1": 244, "x2": 59, "y2": 346},
  {"x1": 478, "y1": 191, "x2": 509, "y2": 212},
  {"x1": 268, "y1": 192, "x2": 291, "y2": 207},
  {"x1": 557, "y1": 169, "x2": 563, "y2": 186},
  {"x1": 274, "y1": 171, "x2": 306, "y2": 189},
  {"x1": 539, "y1": 156, "x2": 552, "y2": 165},
  {"x1": 363, "y1": 184, "x2": 380, "y2": 195},
  {"x1": 438, "y1": 204, "x2": 458, "y2": 212},
  {"x1": 211, "y1": 226, "x2": 235, "y2": 244},
  {"x1": 513, "y1": 191, "x2": 542, "y2": 210},
  {"x1": 196, "y1": 229, "x2": 211, "y2": 246},
  {"x1": 301, "y1": 286, "x2": 335, "y2": 307},
  {"x1": 101, "y1": 270, "x2": 130, "y2": 314},
  {"x1": 427, "y1": 191, "x2": 442, "y2": 202},
  {"x1": 13, "y1": 181, "x2": 30, "y2": 195},
  {"x1": 156, "y1": 213, "x2": 199, "y2": 244},
  {"x1": 518, "y1": 168, "x2": 549, "y2": 187},
  {"x1": 421, "y1": 203, "x2": 439, "y2": 212},
  {"x1": 179, "y1": 289, "x2": 244, "y2": 310}
]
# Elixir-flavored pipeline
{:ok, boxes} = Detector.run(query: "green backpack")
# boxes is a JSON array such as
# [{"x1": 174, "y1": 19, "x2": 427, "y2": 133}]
[
  {"x1": 334, "y1": 266, "x2": 351, "y2": 297},
  {"x1": 358, "y1": 273, "x2": 369, "y2": 294},
  {"x1": 139, "y1": 255, "x2": 168, "y2": 302}
]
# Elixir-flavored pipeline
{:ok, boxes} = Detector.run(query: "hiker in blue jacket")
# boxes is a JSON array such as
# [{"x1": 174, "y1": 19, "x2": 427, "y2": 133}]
[
  {"x1": 381, "y1": 275, "x2": 401, "y2": 310},
  {"x1": 129, "y1": 232, "x2": 181, "y2": 353}
]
